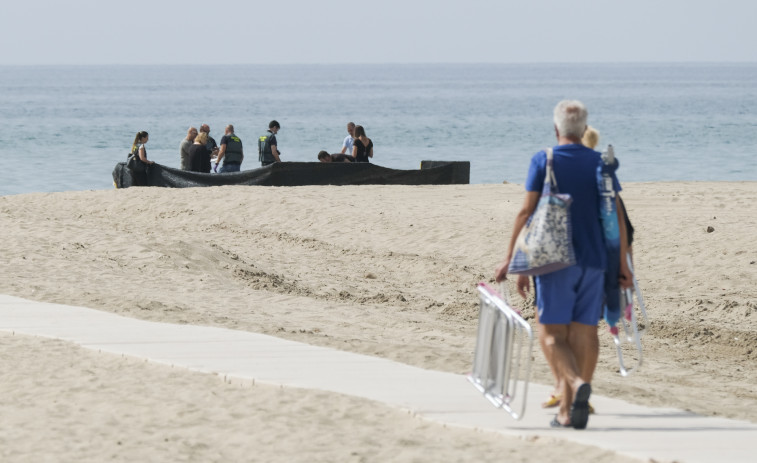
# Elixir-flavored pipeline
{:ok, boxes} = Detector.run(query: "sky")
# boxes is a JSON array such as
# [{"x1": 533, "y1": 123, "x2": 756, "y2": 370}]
[{"x1": 1, "y1": 0, "x2": 756, "y2": 65}]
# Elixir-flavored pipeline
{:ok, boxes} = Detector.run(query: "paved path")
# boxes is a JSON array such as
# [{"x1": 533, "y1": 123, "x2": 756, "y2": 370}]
[{"x1": 1, "y1": 294, "x2": 754, "y2": 463}]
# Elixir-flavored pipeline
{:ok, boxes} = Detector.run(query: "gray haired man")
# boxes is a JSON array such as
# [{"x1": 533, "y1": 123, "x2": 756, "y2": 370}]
[{"x1": 180, "y1": 127, "x2": 198, "y2": 170}]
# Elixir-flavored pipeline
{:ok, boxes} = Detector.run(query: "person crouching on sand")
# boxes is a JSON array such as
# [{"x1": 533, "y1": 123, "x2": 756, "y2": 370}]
[
  {"x1": 318, "y1": 150, "x2": 353, "y2": 163},
  {"x1": 494, "y1": 100, "x2": 632, "y2": 430}
]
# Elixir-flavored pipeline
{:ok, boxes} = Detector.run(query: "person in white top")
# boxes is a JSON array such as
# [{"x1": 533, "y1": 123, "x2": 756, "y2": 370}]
[{"x1": 340, "y1": 122, "x2": 356, "y2": 155}]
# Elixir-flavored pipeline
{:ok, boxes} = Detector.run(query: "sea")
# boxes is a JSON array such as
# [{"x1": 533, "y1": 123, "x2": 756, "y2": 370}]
[{"x1": 0, "y1": 63, "x2": 755, "y2": 196}]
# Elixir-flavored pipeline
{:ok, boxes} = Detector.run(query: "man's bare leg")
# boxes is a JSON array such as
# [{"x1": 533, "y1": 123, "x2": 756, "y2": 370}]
[
  {"x1": 568, "y1": 322, "x2": 599, "y2": 383},
  {"x1": 540, "y1": 323, "x2": 585, "y2": 424},
  {"x1": 538, "y1": 319, "x2": 563, "y2": 406}
]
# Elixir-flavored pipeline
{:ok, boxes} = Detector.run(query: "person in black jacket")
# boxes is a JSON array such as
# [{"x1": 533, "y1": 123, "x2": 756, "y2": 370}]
[
  {"x1": 259, "y1": 120, "x2": 282, "y2": 166},
  {"x1": 351, "y1": 125, "x2": 373, "y2": 162},
  {"x1": 188, "y1": 132, "x2": 212, "y2": 173},
  {"x1": 216, "y1": 125, "x2": 244, "y2": 173},
  {"x1": 317, "y1": 150, "x2": 353, "y2": 163}
]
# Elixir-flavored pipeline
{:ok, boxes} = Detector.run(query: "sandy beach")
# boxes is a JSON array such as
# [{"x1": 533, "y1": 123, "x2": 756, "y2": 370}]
[{"x1": 1, "y1": 182, "x2": 756, "y2": 460}]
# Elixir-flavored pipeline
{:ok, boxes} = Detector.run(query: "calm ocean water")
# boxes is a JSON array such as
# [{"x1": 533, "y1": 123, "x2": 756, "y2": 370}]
[{"x1": 0, "y1": 63, "x2": 755, "y2": 195}]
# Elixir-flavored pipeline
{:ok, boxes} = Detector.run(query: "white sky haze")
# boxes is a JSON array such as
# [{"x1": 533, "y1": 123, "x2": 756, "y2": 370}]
[{"x1": 2, "y1": 0, "x2": 755, "y2": 64}]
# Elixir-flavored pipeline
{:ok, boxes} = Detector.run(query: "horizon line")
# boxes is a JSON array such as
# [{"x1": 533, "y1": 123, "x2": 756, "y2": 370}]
[{"x1": 1, "y1": 60, "x2": 757, "y2": 67}]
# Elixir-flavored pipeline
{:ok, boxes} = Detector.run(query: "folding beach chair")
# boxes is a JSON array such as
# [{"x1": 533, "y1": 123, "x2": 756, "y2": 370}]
[
  {"x1": 609, "y1": 253, "x2": 649, "y2": 377},
  {"x1": 468, "y1": 283, "x2": 534, "y2": 420}
]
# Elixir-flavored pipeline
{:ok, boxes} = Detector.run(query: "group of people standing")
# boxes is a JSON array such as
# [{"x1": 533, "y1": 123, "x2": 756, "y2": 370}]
[
  {"x1": 128, "y1": 121, "x2": 280, "y2": 181},
  {"x1": 178, "y1": 121, "x2": 281, "y2": 173},
  {"x1": 129, "y1": 120, "x2": 373, "y2": 180},
  {"x1": 318, "y1": 122, "x2": 374, "y2": 163}
]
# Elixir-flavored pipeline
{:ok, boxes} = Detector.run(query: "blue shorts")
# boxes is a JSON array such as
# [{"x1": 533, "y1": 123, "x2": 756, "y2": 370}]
[{"x1": 535, "y1": 266, "x2": 604, "y2": 326}]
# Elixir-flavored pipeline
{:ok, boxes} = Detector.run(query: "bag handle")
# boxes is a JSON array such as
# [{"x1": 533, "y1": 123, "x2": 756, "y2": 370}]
[{"x1": 545, "y1": 148, "x2": 559, "y2": 192}]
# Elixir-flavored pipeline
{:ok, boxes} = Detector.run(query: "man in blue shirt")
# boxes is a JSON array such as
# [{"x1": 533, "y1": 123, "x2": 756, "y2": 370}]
[{"x1": 495, "y1": 100, "x2": 632, "y2": 430}]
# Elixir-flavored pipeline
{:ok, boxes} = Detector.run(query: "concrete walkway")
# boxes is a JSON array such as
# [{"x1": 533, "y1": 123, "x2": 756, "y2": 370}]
[{"x1": 1, "y1": 294, "x2": 754, "y2": 463}]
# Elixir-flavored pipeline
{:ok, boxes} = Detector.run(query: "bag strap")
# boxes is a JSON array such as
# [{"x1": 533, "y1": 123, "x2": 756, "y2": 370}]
[{"x1": 545, "y1": 147, "x2": 559, "y2": 192}]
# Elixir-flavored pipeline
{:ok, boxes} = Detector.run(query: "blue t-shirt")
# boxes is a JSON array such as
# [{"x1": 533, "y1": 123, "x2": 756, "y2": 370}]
[{"x1": 525, "y1": 144, "x2": 621, "y2": 270}]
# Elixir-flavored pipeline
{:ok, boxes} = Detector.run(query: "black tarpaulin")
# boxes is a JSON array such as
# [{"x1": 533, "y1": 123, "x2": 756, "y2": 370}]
[{"x1": 112, "y1": 161, "x2": 469, "y2": 188}]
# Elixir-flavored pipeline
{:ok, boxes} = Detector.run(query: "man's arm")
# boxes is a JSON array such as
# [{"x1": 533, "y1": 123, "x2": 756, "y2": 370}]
[
  {"x1": 271, "y1": 144, "x2": 281, "y2": 162},
  {"x1": 494, "y1": 191, "x2": 540, "y2": 287},
  {"x1": 216, "y1": 144, "x2": 226, "y2": 164}
]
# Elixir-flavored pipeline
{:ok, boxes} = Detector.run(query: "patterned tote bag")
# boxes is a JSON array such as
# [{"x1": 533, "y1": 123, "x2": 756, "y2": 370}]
[{"x1": 508, "y1": 148, "x2": 576, "y2": 276}]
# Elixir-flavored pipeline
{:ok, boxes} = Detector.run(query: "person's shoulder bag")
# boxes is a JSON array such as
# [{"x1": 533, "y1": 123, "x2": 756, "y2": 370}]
[
  {"x1": 507, "y1": 148, "x2": 577, "y2": 276},
  {"x1": 126, "y1": 145, "x2": 145, "y2": 173}
]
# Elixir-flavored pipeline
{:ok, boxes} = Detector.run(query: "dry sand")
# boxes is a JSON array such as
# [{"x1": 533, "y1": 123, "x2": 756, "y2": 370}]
[
  {"x1": 1, "y1": 182, "x2": 756, "y2": 459},
  {"x1": 0, "y1": 331, "x2": 637, "y2": 463}
]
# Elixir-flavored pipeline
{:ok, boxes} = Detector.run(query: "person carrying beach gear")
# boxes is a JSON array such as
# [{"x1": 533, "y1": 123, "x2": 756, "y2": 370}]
[
  {"x1": 539, "y1": 126, "x2": 634, "y2": 414},
  {"x1": 258, "y1": 120, "x2": 281, "y2": 166},
  {"x1": 494, "y1": 100, "x2": 632, "y2": 430},
  {"x1": 216, "y1": 124, "x2": 244, "y2": 173}
]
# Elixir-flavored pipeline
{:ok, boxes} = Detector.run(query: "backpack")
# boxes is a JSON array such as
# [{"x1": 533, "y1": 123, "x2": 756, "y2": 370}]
[{"x1": 126, "y1": 145, "x2": 145, "y2": 172}]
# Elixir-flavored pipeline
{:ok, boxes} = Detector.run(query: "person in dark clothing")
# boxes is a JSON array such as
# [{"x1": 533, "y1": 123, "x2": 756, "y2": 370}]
[
  {"x1": 188, "y1": 132, "x2": 212, "y2": 173},
  {"x1": 317, "y1": 150, "x2": 353, "y2": 163},
  {"x1": 200, "y1": 124, "x2": 219, "y2": 159},
  {"x1": 128, "y1": 131, "x2": 154, "y2": 186},
  {"x1": 216, "y1": 124, "x2": 244, "y2": 173},
  {"x1": 351, "y1": 125, "x2": 373, "y2": 163},
  {"x1": 259, "y1": 120, "x2": 282, "y2": 166}
]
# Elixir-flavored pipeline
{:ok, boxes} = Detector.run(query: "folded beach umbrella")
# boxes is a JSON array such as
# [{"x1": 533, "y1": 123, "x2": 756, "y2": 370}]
[
  {"x1": 598, "y1": 145, "x2": 622, "y2": 327},
  {"x1": 598, "y1": 146, "x2": 649, "y2": 376}
]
